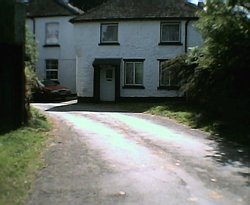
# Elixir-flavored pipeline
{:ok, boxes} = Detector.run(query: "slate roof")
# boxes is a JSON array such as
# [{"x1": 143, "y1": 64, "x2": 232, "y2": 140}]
[
  {"x1": 71, "y1": 0, "x2": 199, "y2": 23},
  {"x1": 27, "y1": 0, "x2": 83, "y2": 17}
]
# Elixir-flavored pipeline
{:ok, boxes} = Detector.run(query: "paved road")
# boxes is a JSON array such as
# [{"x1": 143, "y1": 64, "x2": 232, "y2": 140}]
[{"x1": 28, "y1": 100, "x2": 250, "y2": 205}]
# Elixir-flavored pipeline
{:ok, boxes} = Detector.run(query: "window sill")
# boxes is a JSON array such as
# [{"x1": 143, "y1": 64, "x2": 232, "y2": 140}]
[
  {"x1": 99, "y1": 42, "x2": 120, "y2": 46},
  {"x1": 158, "y1": 42, "x2": 183, "y2": 46},
  {"x1": 158, "y1": 86, "x2": 180, "y2": 90},
  {"x1": 43, "y1": 44, "x2": 60, "y2": 47},
  {"x1": 123, "y1": 85, "x2": 145, "y2": 89}
]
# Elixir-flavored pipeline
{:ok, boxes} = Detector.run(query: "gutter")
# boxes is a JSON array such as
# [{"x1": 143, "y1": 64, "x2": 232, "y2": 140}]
[
  {"x1": 70, "y1": 16, "x2": 199, "y2": 24},
  {"x1": 185, "y1": 19, "x2": 190, "y2": 53},
  {"x1": 31, "y1": 17, "x2": 36, "y2": 35}
]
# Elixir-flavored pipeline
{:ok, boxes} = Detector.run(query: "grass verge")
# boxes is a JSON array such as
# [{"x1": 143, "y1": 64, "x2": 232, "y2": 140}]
[
  {"x1": 0, "y1": 108, "x2": 50, "y2": 205},
  {"x1": 121, "y1": 101, "x2": 250, "y2": 144}
]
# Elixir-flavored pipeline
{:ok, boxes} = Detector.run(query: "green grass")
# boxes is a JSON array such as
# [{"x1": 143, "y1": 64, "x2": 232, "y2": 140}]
[
  {"x1": 0, "y1": 108, "x2": 50, "y2": 205},
  {"x1": 146, "y1": 103, "x2": 216, "y2": 131},
  {"x1": 121, "y1": 101, "x2": 250, "y2": 144}
]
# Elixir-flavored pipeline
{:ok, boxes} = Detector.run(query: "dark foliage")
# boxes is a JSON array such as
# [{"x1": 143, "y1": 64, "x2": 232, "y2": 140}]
[
  {"x1": 69, "y1": 0, "x2": 108, "y2": 11},
  {"x1": 25, "y1": 28, "x2": 38, "y2": 119},
  {"x1": 163, "y1": 0, "x2": 250, "y2": 125},
  {"x1": 0, "y1": 1, "x2": 27, "y2": 132}
]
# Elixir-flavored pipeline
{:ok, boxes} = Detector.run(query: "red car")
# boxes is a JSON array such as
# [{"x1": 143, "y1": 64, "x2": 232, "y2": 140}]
[{"x1": 33, "y1": 79, "x2": 72, "y2": 101}]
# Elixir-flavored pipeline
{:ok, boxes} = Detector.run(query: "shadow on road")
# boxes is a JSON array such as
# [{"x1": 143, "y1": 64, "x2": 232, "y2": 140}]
[
  {"x1": 43, "y1": 101, "x2": 250, "y2": 182},
  {"x1": 46, "y1": 101, "x2": 153, "y2": 113},
  {"x1": 207, "y1": 135, "x2": 250, "y2": 166},
  {"x1": 207, "y1": 136, "x2": 250, "y2": 185}
]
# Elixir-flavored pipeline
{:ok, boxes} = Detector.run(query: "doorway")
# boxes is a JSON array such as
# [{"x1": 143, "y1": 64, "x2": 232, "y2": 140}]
[
  {"x1": 93, "y1": 58, "x2": 121, "y2": 102},
  {"x1": 100, "y1": 65, "x2": 115, "y2": 101}
]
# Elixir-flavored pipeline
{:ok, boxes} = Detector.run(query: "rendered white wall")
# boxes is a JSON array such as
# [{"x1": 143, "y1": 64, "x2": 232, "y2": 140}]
[
  {"x1": 74, "y1": 20, "x2": 203, "y2": 98},
  {"x1": 187, "y1": 21, "x2": 203, "y2": 49},
  {"x1": 26, "y1": 16, "x2": 76, "y2": 92}
]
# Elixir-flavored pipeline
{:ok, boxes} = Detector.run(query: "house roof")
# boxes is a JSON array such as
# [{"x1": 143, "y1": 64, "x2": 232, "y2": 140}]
[
  {"x1": 71, "y1": 0, "x2": 199, "y2": 23},
  {"x1": 27, "y1": 0, "x2": 83, "y2": 18}
]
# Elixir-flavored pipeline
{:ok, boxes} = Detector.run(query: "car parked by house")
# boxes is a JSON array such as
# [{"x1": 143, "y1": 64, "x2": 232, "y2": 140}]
[{"x1": 32, "y1": 79, "x2": 73, "y2": 101}]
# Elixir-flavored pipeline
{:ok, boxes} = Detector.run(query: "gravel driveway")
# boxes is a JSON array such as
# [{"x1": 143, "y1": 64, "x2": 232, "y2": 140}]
[{"x1": 27, "y1": 100, "x2": 250, "y2": 205}]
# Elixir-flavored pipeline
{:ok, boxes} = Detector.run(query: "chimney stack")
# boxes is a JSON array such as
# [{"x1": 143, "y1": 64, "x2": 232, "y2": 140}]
[{"x1": 198, "y1": 0, "x2": 204, "y2": 9}]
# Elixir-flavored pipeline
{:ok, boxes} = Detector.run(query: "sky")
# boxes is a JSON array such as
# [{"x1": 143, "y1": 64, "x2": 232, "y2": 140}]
[{"x1": 188, "y1": 0, "x2": 202, "y2": 5}]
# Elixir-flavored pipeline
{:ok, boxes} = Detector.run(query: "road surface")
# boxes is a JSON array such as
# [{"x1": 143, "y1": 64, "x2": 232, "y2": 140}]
[{"x1": 28, "y1": 100, "x2": 250, "y2": 205}]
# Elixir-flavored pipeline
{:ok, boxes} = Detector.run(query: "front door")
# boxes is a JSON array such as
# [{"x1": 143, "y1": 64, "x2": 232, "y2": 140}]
[{"x1": 100, "y1": 65, "x2": 115, "y2": 101}]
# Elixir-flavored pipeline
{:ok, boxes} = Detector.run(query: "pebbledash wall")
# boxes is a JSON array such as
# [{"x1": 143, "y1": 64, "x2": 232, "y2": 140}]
[
  {"x1": 26, "y1": 16, "x2": 76, "y2": 93},
  {"x1": 74, "y1": 20, "x2": 203, "y2": 99}
]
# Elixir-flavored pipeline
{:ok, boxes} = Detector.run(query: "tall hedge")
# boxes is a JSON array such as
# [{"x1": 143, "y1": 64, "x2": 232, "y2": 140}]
[{"x1": 163, "y1": 0, "x2": 250, "y2": 119}]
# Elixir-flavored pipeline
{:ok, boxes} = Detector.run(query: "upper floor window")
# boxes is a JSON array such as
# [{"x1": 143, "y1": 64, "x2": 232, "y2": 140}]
[
  {"x1": 45, "y1": 22, "x2": 59, "y2": 45},
  {"x1": 124, "y1": 60, "x2": 144, "y2": 86},
  {"x1": 100, "y1": 23, "x2": 119, "y2": 44},
  {"x1": 160, "y1": 22, "x2": 181, "y2": 44},
  {"x1": 46, "y1": 59, "x2": 58, "y2": 80}
]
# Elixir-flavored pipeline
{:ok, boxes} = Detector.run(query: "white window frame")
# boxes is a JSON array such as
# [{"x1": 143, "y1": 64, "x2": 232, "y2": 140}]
[
  {"x1": 124, "y1": 60, "x2": 144, "y2": 86},
  {"x1": 160, "y1": 22, "x2": 181, "y2": 43},
  {"x1": 100, "y1": 23, "x2": 118, "y2": 43},
  {"x1": 45, "y1": 22, "x2": 59, "y2": 45},
  {"x1": 45, "y1": 59, "x2": 58, "y2": 80}
]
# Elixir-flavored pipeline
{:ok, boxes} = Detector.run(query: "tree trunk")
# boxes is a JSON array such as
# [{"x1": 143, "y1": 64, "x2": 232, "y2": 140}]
[{"x1": 0, "y1": 0, "x2": 26, "y2": 132}]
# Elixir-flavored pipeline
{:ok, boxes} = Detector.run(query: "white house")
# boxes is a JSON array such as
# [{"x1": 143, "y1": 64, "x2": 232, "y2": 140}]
[
  {"x1": 26, "y1": 0, "x2": 82, "y2": 93},
  {"x1": 71, "y1": 0, "x2": 203, "y2": 102}
]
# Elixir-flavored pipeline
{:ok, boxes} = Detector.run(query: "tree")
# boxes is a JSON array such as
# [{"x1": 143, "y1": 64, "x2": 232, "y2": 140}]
[
  {"x1": 162, "y1": 48, "x2": 202, "y2": 102},
  {"x1": 25, "y1": 27, "x2": 38, "y2": 69},
  {"x1": 69, "y1": 0, "x2": 108, "y2": 11},
  {"x1": 228, "y1": 0, "x2": 250, "y2": 12},
  {"x1": 0, "y1": 0, "x2": 26, "y2": 131},
  {"x1": 163, "y1": 0, "x2": 250, "y2": 118},
  {"x1": 194, "y1": 0, "x2": 250, "y2": 115},
  {"x1": 25, "y1": 27, "x2": 38, "y2": 118},
  {"x1": 197, "y1": 0, "x2": 250, "y2": 92}
]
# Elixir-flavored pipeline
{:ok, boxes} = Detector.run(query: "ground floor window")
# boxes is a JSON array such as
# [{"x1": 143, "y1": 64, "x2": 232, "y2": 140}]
[
  {"x1": 46, "y1": 59, "x2": 58, "y2": 80},
  {"x1": 159, "y1": 60, "x2": 179, "y2": 88},
  {"x1": 124, "y1": 60, "x2": 144, "y2": 86}
]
